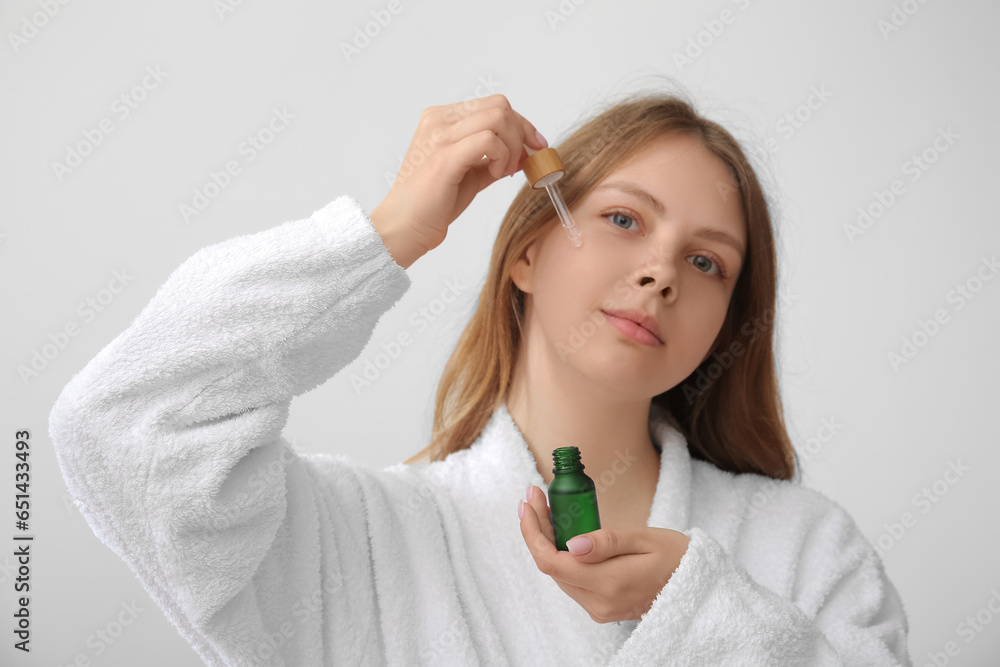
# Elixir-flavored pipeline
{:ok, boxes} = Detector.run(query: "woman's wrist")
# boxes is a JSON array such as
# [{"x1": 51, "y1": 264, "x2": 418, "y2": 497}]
[{"x1": 369, "y1": 204, "x2": 424, "y2": 270}]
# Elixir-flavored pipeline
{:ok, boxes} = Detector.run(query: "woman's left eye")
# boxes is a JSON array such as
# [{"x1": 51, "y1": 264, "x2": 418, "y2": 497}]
[{"x1": 688, "y1": 255, "x2": 724, "y2": 278}]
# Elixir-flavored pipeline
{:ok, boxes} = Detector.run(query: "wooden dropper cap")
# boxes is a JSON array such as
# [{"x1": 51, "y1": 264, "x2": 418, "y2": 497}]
[{"x1": 522, "y1": 147, "x2": 565, "y2": 189}]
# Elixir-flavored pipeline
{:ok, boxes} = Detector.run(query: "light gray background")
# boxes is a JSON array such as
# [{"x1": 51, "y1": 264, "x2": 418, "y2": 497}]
[{"x1": 3, "y1": 0, "x2": 998, "y2": 665}]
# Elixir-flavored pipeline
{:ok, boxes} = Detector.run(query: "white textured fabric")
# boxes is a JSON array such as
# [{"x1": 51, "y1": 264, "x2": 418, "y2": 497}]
[{"x1": 48, "y1": 195, "x2": 912, "y2": 666}]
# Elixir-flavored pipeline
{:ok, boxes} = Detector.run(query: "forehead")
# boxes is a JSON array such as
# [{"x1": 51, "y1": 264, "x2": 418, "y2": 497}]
[
  {"x1": 606, "y1": 133, "x2": 735, "y2": 185},
  {"x1": 589, "y1": 134, "x2": 745, "y2": 236}
]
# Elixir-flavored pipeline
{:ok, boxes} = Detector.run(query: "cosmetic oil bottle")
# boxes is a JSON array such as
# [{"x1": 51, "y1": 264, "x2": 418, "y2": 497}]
[
  {"x1": 521, "y1": 146, "x2": 583, "y2": 247},
  {"x1": 548, "y1": 446, "x2": 601, "y2": 551}
]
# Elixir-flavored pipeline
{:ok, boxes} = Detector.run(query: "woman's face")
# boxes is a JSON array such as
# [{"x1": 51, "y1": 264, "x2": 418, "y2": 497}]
[{"x1": 511, "y1": 132, "x2": 748, "y2": 401}]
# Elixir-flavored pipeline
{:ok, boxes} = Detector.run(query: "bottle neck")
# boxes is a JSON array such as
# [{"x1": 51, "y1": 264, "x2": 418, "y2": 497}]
[{"x1": 551, "y1": 446, "x2": 584, "y2": 474}]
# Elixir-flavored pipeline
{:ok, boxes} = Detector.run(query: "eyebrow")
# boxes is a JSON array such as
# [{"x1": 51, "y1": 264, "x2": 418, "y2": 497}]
[{"x1": 594, "y1": 180, "x2": 746, "y2": 256}]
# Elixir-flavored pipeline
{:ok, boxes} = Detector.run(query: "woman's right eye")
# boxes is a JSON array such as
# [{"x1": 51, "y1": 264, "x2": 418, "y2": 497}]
[{"x1": 601, "y1": 207, "x2": 640, "y2": 232}]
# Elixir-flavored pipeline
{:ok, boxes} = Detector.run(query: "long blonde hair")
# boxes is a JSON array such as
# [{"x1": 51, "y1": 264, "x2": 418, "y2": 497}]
[{"x1": 404, "y1": 88, "x2": 798, "y2": 481}]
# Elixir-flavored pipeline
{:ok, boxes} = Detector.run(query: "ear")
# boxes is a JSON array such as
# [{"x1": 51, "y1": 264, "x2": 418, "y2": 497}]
[{"x1": 510, "y1": 238, "x2": 541, "y2": 295}]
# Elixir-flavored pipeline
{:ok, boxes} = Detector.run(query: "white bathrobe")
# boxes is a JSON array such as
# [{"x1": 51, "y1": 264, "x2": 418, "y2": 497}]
[{"x1": 48, "y1": 195, "x2": 912, "y2": 666}]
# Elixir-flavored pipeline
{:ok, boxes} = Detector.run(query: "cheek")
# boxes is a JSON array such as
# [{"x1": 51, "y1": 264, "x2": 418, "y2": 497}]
[
  {"x1": 698, "y1": 290, "x2": 732, "y2": 329},
  {"x1": 529, "y1": 251, "x2": 603, "y2": 335},
  {"x1": 531, "y1": 271, "x2": 583, "y2": 336},
  {"x1": 680, "y1": 291, "x2": 731, "y2": 355},
  {"x1": 531, "y1": 232, "x2": 594, "y2": 294}
]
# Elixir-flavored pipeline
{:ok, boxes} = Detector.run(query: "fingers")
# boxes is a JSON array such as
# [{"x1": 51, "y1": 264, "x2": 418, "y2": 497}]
[
  {"x1": 452, "y1": 131, "x2": 512, "y2": 182},
  {"x1": 519, "y1": 501, "x2": 611, "y2": 591},
  {"x1": 450, "y1": 113, "x2": 519, "y2": 179},
  {"x1": 525, "y1": 485, "x2": 555, "y2": 544},
  {"x1": 440, "y1": 95, "x2": 547, "y2": 179},
  {"x1": 511, "y1": 107, "x2": 547, "y2": 152},
  {"x1": 570, "y1": 528, "x2": 655, "y2": 565},
  {"x1": 519, "y1": 497, "x2": 561, "y2": 567}
]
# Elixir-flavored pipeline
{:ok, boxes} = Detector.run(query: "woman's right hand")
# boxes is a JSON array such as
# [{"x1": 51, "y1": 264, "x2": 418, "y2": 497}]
[{"x1": 370, "y1": 94, "x2": 547, "y2": 269}]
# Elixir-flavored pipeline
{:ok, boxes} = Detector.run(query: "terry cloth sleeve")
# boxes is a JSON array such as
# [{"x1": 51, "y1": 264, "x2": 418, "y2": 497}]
[
  {"x1": 47, "y1": 195, "x2": 412, "y2": 666},
  {"x1": 607, "y1": 509, "x2": 911, "y2": 666}
]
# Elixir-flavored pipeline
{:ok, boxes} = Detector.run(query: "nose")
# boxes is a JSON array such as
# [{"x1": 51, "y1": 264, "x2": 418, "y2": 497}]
[{"x1": 631, "y1": 244, "x2": 678, "y2": 302}]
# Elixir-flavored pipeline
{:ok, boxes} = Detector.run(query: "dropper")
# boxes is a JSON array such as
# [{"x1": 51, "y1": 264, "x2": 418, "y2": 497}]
[{"x1": 521, "y1": 145, "x2": 583, "y2": 247}]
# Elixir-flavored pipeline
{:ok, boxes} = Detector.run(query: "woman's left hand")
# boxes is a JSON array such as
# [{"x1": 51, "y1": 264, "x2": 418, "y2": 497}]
[{"x1": 518, "y1": 485, "x2": 691, "y2": 623}]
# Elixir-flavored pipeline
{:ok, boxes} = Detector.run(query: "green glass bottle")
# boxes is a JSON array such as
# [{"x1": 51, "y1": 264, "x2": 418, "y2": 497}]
[{"x1": 547, "y1": 446, "x2": 601, "y2": 551}]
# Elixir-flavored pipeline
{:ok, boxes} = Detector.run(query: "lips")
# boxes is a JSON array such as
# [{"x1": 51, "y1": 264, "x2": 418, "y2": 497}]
[{"x1": 601, "y1": 308, "x2": 664, "y2": 345}]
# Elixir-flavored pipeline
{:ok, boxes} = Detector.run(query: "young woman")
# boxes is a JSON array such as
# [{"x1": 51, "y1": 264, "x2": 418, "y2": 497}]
[{"x1": 49, "y1": 91, "x2": 911, "y2": 665}]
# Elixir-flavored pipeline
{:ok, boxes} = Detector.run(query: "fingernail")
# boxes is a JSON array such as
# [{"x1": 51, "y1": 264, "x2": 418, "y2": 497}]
[
  {"x1": 567, "y1": 536, "x2": 593, "y2": 555},
  {"x1": 526, "y1": 485, "x2": 533, "y2": 502},
  {"x1": 535, "y1": 129, "x2": 548, "y2": 148},
  {"x1": 518, "y1": 500, "x2": 525, "y2": 519}
]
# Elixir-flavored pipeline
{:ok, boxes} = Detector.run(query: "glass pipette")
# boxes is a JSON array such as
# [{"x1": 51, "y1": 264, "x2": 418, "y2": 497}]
[{"x1": 521, "y1": 146, "x2": 583, "y2": 247}]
